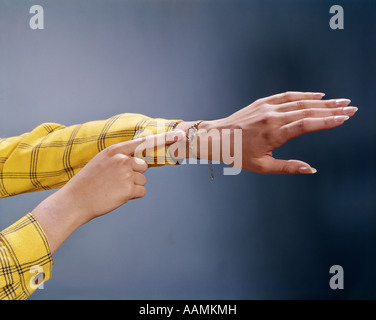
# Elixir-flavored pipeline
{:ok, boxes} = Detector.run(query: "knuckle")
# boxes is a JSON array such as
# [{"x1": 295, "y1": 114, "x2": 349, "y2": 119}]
[
  {"x1": 297, "y1": 118, "x2": 307, "y2": 131},
  {"x1": 263, "y1": 103, "x2": 273, "y2": 111},
  {"x1": 133, "y1": 186, "x2": 146, "y2": 198},
  {"x1": 295, "y1": 100, "x2": 306, "y2": 109},
  {"x1": 102, "y1": 145, "x2": 115, "y2": 156},
  {"x1": 124, "y1": 170, "x2": 134, "y2": 180},
  {"x1": 327, "y1": 116, "x2": 335, "y2": 125},
  {"x1": 122, "y1": 183, "x2": 132, "y2": 198},
  {"x1": 278, "y1": 126, "x2": 287, "y2": 138},
  {"x1": 301, "y1": 108, "x2": 313, "y2": 118},
  {"x1": 284, "y1": 91, "x2": 293, "y2": 99},
  {"x1": 105, "y1": 144, "x2": 120, "y2": 155},
  {"x1": 254, "y1": 98, "x2": 265, "y2": 106},
  {"x1": 111, "y1": 153, "x2": 126, "y2": 166},
  {"x1": 337, "y1": 107, "x2": 345, "y2": 114},
  {"x1": 281, "y1": 163, "x2": 295, "y2": 174},
  {"x1": 261, "y1": 112, "x2": 276, "y2": 125},
  {"x1": 122, "y1": 155, "x2": 132, "y2": 165},
  {"x1": 127, "y1": 182, "x2": 135, "y2": 193}
]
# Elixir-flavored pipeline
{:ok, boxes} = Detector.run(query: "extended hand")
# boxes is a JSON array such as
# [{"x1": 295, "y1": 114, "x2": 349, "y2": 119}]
[
  {"x1": 218, "y1": 91, "x2": 357, "y2": 174},
  {"x1": 176, "y1": 91, "x2": 357, "y2": 174}
]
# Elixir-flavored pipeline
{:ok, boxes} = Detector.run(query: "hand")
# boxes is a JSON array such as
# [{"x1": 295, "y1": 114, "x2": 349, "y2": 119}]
[
  {"x1": 32, "y1": 130, "x2": 185, "y2": 254},
  {"x1": 216, "y1": 91, "x2": 357, "y2": 174},
  {"x1": 59, "y1": 137, "x2": 150, "y2": 223},
  {"x1": 176, "y1": 91, "x2": 357, "y2": 174}
]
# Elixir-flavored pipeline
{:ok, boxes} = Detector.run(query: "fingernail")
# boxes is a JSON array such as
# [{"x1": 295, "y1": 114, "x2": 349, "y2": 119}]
[
  {"x1": 299, "y1": 167, "x2": 309, "y2": 173},
  {"x1": 335, "y1": 99, "x2": 351, "y2": 106},
  {"x1": 299, "y1": 167, "x2": 317, "y2": 174},
  {"x1": 134, "y1": 157, "x2": 146, "y2": 165},
  {"x1": 343, "y1": 106, "x2": 358, "y2": 115},
  {"x1": 314, "y1": 92, "x2": 325, "y2": 98},
  {"x1": 334, "y1": 115, "x2": 350, "y2": 122}
]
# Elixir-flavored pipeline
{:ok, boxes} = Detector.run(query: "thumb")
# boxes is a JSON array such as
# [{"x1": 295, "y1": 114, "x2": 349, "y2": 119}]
[
  {"x1": 119, "y1": 130, "x2": 186, "y2": 156},
  {"x1": 260, "y1": 157, "x2": 317, "y2": 174}
]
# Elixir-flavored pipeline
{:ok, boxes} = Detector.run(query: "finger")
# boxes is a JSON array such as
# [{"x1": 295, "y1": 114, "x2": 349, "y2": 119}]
[
  {"x1": 133, "y1": 130, "x2": 186, "y2": 159},
  {"x1": 276, "y1": 99, "x2": 352, "y2": 112},
  {"x1": 279, "y1": 106, "x2": 358, "y2": 125},
  {"x1": 116, "y1": 130, "x2": 186, "y2": 156},
  {"x1": 280, "y1": 115, "x2": 350, "y2": 142},
  {"x1": 260, "y1": 157, "x2": 317, "y2": 175},
  {"x1": 131, "y1": 157, "x2": 148, "y2": 173},
  {"x1": 263, "y1": 91, "x2": 325, "y2": 105},
  {"x1": 131, "y1": 185, "x2": 146, "y2": 199},
  {"x1": 133, "y1": 172, "x2": 147, "y2": 186}
]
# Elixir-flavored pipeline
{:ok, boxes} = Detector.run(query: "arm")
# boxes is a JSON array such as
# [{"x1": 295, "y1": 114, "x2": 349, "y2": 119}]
[
  {"x1": 0, "y1": 113, "x2": 182, "y2": 198},
  {"x1": 174, "y1": 91, "x2": 357, "y2": 174},
  {"x1": 0, "y1": 131, "x2": 184, "y2": 299},
  {"x1": 30, "y1": 135, "x2": 153, "y2": 255}
]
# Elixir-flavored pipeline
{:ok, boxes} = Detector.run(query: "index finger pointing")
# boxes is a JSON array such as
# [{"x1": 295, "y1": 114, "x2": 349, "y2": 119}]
[{"x1": 118, "y1": 130, "x2": 186, "y2": 156}]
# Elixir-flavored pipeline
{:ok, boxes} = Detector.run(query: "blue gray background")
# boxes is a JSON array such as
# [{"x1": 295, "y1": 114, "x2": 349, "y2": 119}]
[{"x1": 0, "y1": 0, "x2": 375, "y2": 299}]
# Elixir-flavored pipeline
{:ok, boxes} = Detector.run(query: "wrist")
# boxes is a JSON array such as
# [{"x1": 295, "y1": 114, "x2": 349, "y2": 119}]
[
  {"x1": 32, "y1": 188, "x2": 88, "y2": 254},
  {"x1": 195, "y1": 120, "x2": 220, "y2": 161},
  {"x1": 200, "y1": 118, "x2": 226, "y2": 132},
  {"x1": 54, "y1": 187, "x2": 92, "y2": 225},
  {"x1": 174, "y1": 119, "x2": 224, "y2": 161}
]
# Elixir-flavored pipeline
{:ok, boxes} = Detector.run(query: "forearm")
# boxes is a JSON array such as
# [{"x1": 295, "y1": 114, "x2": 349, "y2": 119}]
[
  {"x1": 31, "y1": 187, "x2": 87, "y2": 255},
  {"x1": 0, "y1": 113, "x2": 181, "y2": 198}
]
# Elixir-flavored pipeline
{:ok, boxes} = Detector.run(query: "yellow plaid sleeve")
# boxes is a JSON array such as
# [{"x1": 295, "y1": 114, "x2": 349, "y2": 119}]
[
  {"x1": 0, "y1": 113, "x2": 182, "y2": 198},
  {"x1": 0, "y1": 213, "x2": 53, "y2": 300}
]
